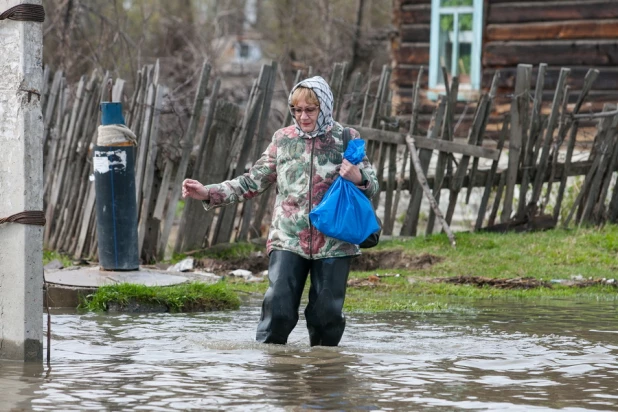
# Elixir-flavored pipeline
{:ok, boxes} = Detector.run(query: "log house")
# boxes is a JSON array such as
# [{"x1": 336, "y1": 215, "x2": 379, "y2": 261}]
[{"x1": 392, "y1": 0, "x2": 618, "y2": 136}]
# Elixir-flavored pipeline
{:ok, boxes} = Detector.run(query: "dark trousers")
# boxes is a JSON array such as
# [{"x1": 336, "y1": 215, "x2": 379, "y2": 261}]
[{"x1": 255, "y1": 250, "x2": 351, "y2": 346}]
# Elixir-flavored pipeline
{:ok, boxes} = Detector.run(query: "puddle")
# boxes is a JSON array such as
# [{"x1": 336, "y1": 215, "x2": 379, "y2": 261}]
[{"x1": 1, "y1": 299, "x2": 617, "y2": 411}]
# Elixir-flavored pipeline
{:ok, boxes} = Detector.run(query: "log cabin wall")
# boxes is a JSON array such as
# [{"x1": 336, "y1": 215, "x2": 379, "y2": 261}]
[
  {"x1": 392, "y1": 0, "x2": 618, "y2": 135},
  {"x1": 392, "y1": 0, "x2": 432, "y2": 125},
  {"x1": 484, "y1": 0, "x2": 618, "y2": 111}
]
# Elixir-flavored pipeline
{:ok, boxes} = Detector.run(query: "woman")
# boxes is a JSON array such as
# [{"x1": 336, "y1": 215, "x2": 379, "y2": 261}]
[{"x1": 182, "y1": 76, "x2": 379, "y2": 346}]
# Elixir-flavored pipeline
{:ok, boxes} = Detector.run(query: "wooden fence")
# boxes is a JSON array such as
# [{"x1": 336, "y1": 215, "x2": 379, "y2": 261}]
[{"x1": 40, "y1": 61, "x2": 618, "y2": 262}]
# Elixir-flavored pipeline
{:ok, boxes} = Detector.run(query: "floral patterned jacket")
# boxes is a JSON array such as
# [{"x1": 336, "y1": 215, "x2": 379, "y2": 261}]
[{"x1": 202, "y1": 121, "x2": 379, "y2": 259}]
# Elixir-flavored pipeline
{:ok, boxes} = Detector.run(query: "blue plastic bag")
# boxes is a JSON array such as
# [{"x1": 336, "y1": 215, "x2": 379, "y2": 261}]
[{"x1": 309, "y1": 139, "x2": 380, "y2": 244}]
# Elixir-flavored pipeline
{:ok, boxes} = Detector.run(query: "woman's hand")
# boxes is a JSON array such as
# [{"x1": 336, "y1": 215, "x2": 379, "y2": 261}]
[
  {"x1": 339, "y1": 159, "x2": 363, "y2": 184},
  {"x1": 182, "y1": 179, "x2": 209, "y2": 201}
]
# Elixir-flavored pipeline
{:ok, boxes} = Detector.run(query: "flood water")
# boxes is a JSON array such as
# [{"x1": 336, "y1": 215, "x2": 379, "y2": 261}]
[{"x1": 1, "y1": 298, "x2": 617, "y2": 411}]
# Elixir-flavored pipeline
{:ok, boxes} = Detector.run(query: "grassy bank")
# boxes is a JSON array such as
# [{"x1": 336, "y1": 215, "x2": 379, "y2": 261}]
[
  {"x1": 79, "y1": 282, "x2": 240, "y2": 313},
  {"x1": 47, "y1": 226, "x2": 618, "y2": 313},
  {"x1": 230, "y1": 226, "x2": 618, "y2": 312}
]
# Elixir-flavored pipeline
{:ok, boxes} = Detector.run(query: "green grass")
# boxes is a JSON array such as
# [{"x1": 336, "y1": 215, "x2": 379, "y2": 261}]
[
  {"x1": 79, "y1": 282, "x2": 241, "y2": 313},
  {"x1": 230, "y1": 226, "x2": 618, "y2": 312},
  {"x1": 378, "y1": 226, "x2": 618, "y2": 280},
  {"x1": 75, "y1": 226, "x2": 618, "y2": 314},
  {"x1": 43, "y1": 250, "x2": 73, "y2": 267}
]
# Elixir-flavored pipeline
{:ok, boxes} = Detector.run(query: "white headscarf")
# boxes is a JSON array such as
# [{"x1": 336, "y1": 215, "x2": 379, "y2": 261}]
[{"x1": 288, "y1": 76, "x2": 334, "y2": 138}]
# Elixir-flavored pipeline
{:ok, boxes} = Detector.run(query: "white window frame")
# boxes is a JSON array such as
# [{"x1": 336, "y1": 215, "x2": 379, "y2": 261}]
[{"x1": 428, "y1": 0, "x2": 484, "y2": 100}]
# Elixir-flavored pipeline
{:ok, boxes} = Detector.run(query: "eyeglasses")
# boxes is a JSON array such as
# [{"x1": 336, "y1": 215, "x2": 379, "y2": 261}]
[{"x1": 290, "y1": 106, "x2": 319, "y2": 116}]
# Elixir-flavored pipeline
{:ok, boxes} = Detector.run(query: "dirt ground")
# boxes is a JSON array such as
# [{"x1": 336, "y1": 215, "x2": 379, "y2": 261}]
[
  {"x1": 194, "y1": 250, "x2": 617, "y2": 290},
  {"x1": 195, "y1": 250, "x2": 444, "y2": 275}
]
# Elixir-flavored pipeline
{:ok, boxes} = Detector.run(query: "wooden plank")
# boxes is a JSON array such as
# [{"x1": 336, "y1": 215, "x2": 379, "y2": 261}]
[
  {"x1": 406, "y1": 135, "x2": 455, "y2": 246},
  {"x1": 475, "y1": 115, "x2": 509, "y2": 230},
  {"x1": 482, "y1": 66, "x2": 618, "y2": 95},
  {"x1": 407, "y1": 97, "x2": 446, "y2": 236},
  {"x1": 400, "y1": 24, "x2": 431, "y2": 43},
  {"x1": 380, "y1": 158, "x2": 605, "y2": 193},
  {"x1": 128, "y1": 65, "x2": 152, "y2": 138},
  {"x1": 370, "y1": 65, "x2": 390, "y2": 129},
  {"x1": 444, "y1": 96, "x2": 487, "y2": 225},
  {"x1": 62, "y1": 76, "x2": 101, "y2": 252},
  {"x1": 44, "y1": 76, "x2": 86, "y2": 246},
  {"x1": 64, "y1": 89, "x2": 101, "y2": 254},
  {"x1": 487, "y1": 1, "x2": 618, "y2": 24},
  {"x1": 392, "y1": 64, "x2": 430, "y2": 88},
  {"x1": 400, "y1": 0, "x2": 431, "y2": 5},
  {"x1": 394, "y1": 43, "x2": 431, "y2": 65},
  {"x1": 427, "y1": 70, "x2": 458, "y2": 234},
  {"x1": 282, "y1": 70, "x2": 302, "y2": 128},
  {"x1": 553, "y1": 121, "x2": 579, "y2": 222},
  {"x1": 579, "y1": 144, "x2": 611, "y2": 225},
  {"x1": 391, "y1": 145, "x2": 409, "y2": 235},
  {"x1": 400, "y1": 4, "x2": 431, "y2": 24},
  {"x1": 329, "y1": 62, "x2": 345, "y2": 120},
  {"x1": 400, "y1": 67, "x2": 424, "y2": 236},
  {"x1": 607, "y1": 160, "x2": 618, "y2": 223},
  {"x1": 465, "y1": 74, "x2": 499, "y2": 205},
  {"x1": 64, "y1": 162, "x2": 91, "y2": 253},
  {"x1": 125, "y1": 68, "x2": 143, "y2": 127},
  {"x1": 135, "y1": 82, "x2": 156, "y2": 213},
  {"x1": 366, "y1": 66, "x2": 388, "y2": 162},
  {"x1": 73, "y1": 184, "x2": 96, "y2": 259},
  {"x1": 346, "y1": 71, "x2": 363, "y2": 125},
  {"x1": 158, "y1": 62, "x2": 210, "y2": 259},
  {"x1": 249, "y1": 63, "x2": 279, "y2": 240},
  {"x1": 153, "y1": 159, "x2": 173, "y2": 221},
  {"x1": 530, "y1": 68, "x2": 571, "y2": 205},
  {"x1": 194, "y1": 79, "x2": 221, "y2": 183},
  {"x1": 43, "y1": 80, "x2": 66, "y2": 206},
  {"x1": 212, "y1": 68, "x2": 268, "y2": 246},
  {"x1": 517, "y1": 63, "x2": 547, "y2": 218},
  {"x1": 488, "y1": 171, "x2": 507, "y2": 227},
  {"x1": 486, "y1": 19, "x2": 618, "y2": 42},
  {"x1": 137, "y1": 84, "x2": 166, "y2": 256},
  {"x1": 394, "y1": 87, "x2": 478, "y2": 112},
  {"x1": 370, "y1": 68, "x2": 392, "y2": 209},
  {"x1": 592, "y1": 117, "x2": 618, "y2": 223},
  {"x1": 501, "y1": 64, "x2": 531, "y2": 222},
  {"x1": 43, "y1": 70, "x2": 63, "y2": 145},
  {"x1": 50, "y1": 73, "x2": 98, "y2": 249},
  {"x1": 542, "y1": 87, "x2": 572, "y2": 212},
  {"x1": 484, "y1": 40, "x2": 618, "y2": 67},
  {"x1": 563, "y1": 152, "x2": 603, "y2": 227},
  {"x1": 40, "y1": 65, "x2": 51, "y2": 113},
  {"x1": 359, "y1": 60, "x2": 374, "y2": 127},
  {"x1": 382, "y1": 143, "x2": 398, "y2": 235},
  {"x1": 347, "y1": 125, "x2": 501, "y2": 160},
  {"x1": 581, "y1": 110, "x2": 618, "y2": 223},
  {"x1": 489, "y1": 0, "x2": 591, "y2": 3},
  {"x1": 112, "y1": 78, "x2": 125, "y2": 102},
  {"x1": 178, "y1": 101, "x2": 239, "y2": 251}
]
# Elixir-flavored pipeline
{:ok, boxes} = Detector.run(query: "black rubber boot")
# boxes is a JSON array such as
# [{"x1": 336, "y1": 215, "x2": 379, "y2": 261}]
[
  {"x1": 256, "y1": 251, "x2": 310, "y2": 344},
  {"x1": 304, "y1": 257, "x2": 351, "y2": 347}
]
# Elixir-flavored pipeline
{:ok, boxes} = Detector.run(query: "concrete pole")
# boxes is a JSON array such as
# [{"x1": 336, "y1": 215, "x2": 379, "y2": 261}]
[{"x1": 0, "y1": 0, "x2": 44, "y2": 361}]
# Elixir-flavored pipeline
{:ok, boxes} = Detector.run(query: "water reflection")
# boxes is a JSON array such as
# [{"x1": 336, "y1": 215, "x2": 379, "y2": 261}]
[{"x1": 0, "y1": 299, "x2": 616, "y2": 411}]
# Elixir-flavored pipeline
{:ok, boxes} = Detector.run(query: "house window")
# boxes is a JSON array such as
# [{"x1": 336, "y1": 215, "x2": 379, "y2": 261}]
[{"x1": 429, "y1": 0, "x2": 483, "y2": 99}]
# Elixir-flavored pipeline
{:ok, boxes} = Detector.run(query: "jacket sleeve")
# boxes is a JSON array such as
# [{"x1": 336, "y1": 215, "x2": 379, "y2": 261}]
[
  {"x1": 202, "y1": 134, "x2": 278, "y2": 211},
  {"x1": 349, "y1": 127, "x2": 379, "y2": 199}
]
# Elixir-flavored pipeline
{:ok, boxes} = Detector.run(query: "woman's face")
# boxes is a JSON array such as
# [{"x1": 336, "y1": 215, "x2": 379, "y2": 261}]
[{"x1": 292, "y1": 98, "x2": 320, "y2": 133}]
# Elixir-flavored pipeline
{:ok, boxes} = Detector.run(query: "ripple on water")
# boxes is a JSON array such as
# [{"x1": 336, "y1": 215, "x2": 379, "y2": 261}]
[{"x1": 0, "y1": 300, "x2": 617, "y2": 411}]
